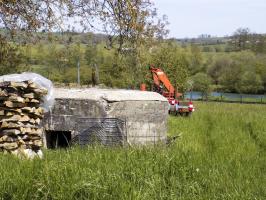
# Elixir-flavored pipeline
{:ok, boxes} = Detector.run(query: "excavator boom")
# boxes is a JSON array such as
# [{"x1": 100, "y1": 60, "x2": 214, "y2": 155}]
[
  {"x1": 147, "y1": 65, "x2": 195, "y2": 116},
  {"x1": 149, "y1": 66, "x2": 175, "y2": 98}
]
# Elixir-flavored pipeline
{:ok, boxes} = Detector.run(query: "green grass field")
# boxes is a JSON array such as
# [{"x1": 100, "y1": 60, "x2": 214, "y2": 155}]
[{"x1": 0, "y1": 102, "x2": 265, "y2": 200}]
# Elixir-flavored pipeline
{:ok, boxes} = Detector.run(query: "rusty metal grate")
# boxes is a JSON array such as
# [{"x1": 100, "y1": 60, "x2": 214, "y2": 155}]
[{"x1": 72, "y1": 118, "x2": 127, "y2": 146}]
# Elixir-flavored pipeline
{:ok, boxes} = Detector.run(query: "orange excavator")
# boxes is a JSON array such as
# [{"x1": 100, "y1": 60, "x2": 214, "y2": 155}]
[{"x1": 147, "y1": 65, "x2": 194, "y2": 116}]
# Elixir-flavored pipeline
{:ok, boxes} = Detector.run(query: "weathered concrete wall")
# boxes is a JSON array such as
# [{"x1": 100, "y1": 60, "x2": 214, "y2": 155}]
[
  {"x1": 107, "y1": 101, "x2": 167, "y2": 144},
  {"x1": 43, "y1": 88, "x2": 168, "y2": 146},
  {"x1": 43, "y1": 99, "x2": 106, "y2": 131}
]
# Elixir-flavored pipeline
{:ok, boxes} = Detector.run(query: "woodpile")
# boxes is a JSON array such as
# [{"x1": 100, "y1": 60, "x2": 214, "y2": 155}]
[{"x1": 0, "y1": 80, "x2": 47, "y2": 159}]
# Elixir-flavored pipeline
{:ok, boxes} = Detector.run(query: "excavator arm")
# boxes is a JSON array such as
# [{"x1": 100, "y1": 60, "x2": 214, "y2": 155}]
[
  {"x1": 149, "y1": 66, "x2": 175, "y2": 98},
  {"x1": 146, "y1": 65, "x2": 194, "y2": 116}
]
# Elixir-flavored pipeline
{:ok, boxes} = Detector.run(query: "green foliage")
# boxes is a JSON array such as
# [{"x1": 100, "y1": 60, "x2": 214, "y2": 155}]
[
  {"x1": 255, "y1": 56, "x2": 266, "y2": 91},
  {"x1": 0, "y1": 103, "x2": 265, "y2": 199},
  {"x1": 231, "y1": 28, "x2": 251, "y2": 51},
  {"x1": 214, "y1": 45, "x2": 223, "y2": 52},
  {"x1": 85, "y1": 41, "x2": 99, "y2": 66},
  {"x1": 252, "y1": 35, "x2": 266, "y2": 53},
  {"x1": 1, "y1": 28, "x2": 266, "y2": 94},
  {"x1": 228, "y1": 28, "x2": 266, "y2": 54},
  {"x1": 204, "y1": 51, "x2": 266, "y2": 94},
  {"x1": 202, "y1": 46, "x2": 213, "y2": 52},
  {"x1": 189, "y1": 44, "x2": 204, "y2": 75},
  {"x1": 149, "y1": 43, "x2": 190, "y2": 92},
  {"x1": 207, "y1": 56, "x2": 231, "y2": 85},
  {"x1": 0, "y1": 36, "x2": 26, "y2": 75},
  {"x1": 192, "y1": 73, "x2": 212, "y2": 98},
  {"x1": 218, "y1": 61, "x2": 243, "y2": 93},
  {"x1": 238, "y1": 72, "x2": 263, "y2": 94},
  {"x1": 101, "y1": 53, "x2": 131, "y2": 87}
]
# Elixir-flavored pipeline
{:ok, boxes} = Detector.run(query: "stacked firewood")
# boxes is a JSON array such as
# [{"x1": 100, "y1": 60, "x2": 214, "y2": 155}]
[{"x1": 0, "y1": 80, "x2": 47, "y2": 159}]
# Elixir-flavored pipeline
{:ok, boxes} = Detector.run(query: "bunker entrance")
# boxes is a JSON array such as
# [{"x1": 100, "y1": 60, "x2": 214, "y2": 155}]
[{"x1": 45, "y1": 131, "x2": 72, "y2": 149}]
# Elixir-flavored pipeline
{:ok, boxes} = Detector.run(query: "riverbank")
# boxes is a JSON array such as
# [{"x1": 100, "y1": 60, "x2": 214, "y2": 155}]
[{"x1": 185, "y1": 92, "x2": 266, "y2": 104}]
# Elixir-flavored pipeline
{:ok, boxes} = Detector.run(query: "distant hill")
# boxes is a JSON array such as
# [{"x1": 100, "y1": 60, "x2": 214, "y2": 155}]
[
  {"x1": 175, "y1": 36, "x2": 230, "y2": 46},
  {"x1": 0, "y1": 28, "x2": 108, "y2": 45},
  {"x1": 1, "y1": 28, "x2": 265, "y2": 53}
]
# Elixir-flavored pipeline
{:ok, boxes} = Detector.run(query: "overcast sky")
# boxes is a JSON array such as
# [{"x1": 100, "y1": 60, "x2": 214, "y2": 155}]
[{"x1": 153, "y1": 0, "x2": 266, "y2": 38}]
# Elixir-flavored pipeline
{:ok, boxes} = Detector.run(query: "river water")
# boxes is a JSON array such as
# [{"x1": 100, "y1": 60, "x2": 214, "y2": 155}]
[{"x1": 184, "y1": 91, "x2": 265, "y2": 101}]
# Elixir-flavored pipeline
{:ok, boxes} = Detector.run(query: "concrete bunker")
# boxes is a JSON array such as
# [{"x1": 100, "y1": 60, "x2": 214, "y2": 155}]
[{"x1": 43, "y1": 88, "x2": 168, "y2": 147}]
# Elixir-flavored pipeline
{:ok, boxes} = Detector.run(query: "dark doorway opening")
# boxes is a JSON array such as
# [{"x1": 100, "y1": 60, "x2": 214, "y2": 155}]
[{"x1": 45, "y1": 131, "x2": 72, "y2": 149}]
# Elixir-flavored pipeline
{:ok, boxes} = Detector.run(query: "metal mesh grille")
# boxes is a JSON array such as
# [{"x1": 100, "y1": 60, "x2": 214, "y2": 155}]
[{"x1": 72, "y1": 118, "x2": 127, "y2": 146}]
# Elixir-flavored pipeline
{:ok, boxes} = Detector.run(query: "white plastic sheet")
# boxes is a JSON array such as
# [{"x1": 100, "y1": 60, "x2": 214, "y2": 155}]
[{"x1": 0, "y1": 72, "x2": 54, "y2": 112}]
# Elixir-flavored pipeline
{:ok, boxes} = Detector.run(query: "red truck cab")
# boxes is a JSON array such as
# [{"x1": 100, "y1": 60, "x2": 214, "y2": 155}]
[{"x1": 168, "y1": 98, "x2": 194, "y2": 116}]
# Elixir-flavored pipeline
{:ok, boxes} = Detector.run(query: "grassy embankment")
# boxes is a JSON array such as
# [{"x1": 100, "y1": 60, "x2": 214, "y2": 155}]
[
  {"x1": 196, "y1": 96, "x2": 266, "y2": 104},
  {"x1": 0, "y1": 102, "x2": 265, "y2": 199}
]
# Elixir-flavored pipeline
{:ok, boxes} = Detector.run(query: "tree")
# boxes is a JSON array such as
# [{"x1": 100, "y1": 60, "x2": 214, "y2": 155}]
[
  {"x1": 251, "y1": 34, "x2": 266, "y2": 54},
  {"x1": 0, "y1": 35, "x2": 25, "y2": 75},
  {"x1": 207, "y1": 57, "x2": 232, "y2": 85},
  {"x1": 231, "y1": 28, "x2": 251, "y2": 51},
  {"x1": 202, "y1": 46, "x2": 213, "y2": 52},
  {"x1": 0, "y1": 1, "x2": 168, "y2": 46},
  {"x1": 189, "y1": 44, "x2": 203, "y2": 75},
  {"x1": 1, "y1": 0, "x2": 168, "y2": 85},
  {"x1": 86, "y1": 0, "x2": 169, "y2": 85},
  {"x1": 0, "y1": 1, "x2": 73, "y2": 34},
  {"x1": 192, "y1": 73, "x2": 212, "y2": 99},
  {"x1": 237, "y1": 72, "x2": 263, "y2": 94},
  {"x1": 214, "y1": 46, "x2": 223, "y2": 52},
  {"x1": 218, "y1": 61, "x2": 243, "y2": 93},
  {"x1": 86, "y1": 0, "x2": 169, "y2": 52},
  {"x1": 85, "y1": 42, "x2": 100, "y2": 85},
  {"x1": 229, "y1": 28, "x2": 266, "y2": 54},
  {"x1": 85, "y1": 43, "x2": 98, "y2": 67},
  {"x1": 149, "y1": 43, "x2": 190, "y2": 93},
  {"x1": 255, "y1": 56, "x2": 266, "y2": 92}
]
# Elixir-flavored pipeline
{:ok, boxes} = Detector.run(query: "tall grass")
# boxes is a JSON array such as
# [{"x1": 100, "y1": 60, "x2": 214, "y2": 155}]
[{"x1": 0, "y1": 102, "x2": 265, "y2": 200}]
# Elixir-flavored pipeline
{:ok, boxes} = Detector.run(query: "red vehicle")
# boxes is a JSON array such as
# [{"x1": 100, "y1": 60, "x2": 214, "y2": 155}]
[{"x1": 149, "y1": 66, "x2": 194, "y2": 116}]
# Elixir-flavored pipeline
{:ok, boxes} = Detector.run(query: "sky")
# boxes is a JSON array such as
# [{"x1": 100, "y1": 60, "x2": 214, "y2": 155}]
[{"x1": 153, "y1": 0, "x2": 266, "y2": 38}]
